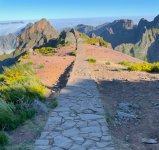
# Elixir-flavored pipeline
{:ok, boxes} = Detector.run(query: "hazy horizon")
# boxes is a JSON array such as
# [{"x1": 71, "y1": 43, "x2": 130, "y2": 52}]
[
  {"x1": 0, "y1": 15, "x2": 157, "y2": 36},
  {"x1": 0, "y1": 15, "x2": 156, "y2": 23}
]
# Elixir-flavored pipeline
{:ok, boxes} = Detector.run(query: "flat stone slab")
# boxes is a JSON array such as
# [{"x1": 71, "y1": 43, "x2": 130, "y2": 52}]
[{"x1": 34, "y1": 45, "x2": 115, "y2": 150}]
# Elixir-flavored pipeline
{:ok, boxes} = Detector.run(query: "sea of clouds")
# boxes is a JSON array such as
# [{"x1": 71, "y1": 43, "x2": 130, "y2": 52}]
[{"x1": 0, "y1": 17, "x2": 144, "y2": 36}]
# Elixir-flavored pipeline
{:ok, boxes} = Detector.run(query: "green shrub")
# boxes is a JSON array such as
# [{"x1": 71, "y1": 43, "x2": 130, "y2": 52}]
[
  {"x1": 119, "y1": 61, "x2": 159, "y2": 73},
  {"x1": 0, "y1": 98, "x2": 36, "y2": 130},
  {"x1": 87, "y1": 38, "x2": 96, "y2": 45},
  {"x1": 128, "y1": 62, "x2": 152, "y2": 72},
  {"x1": 0, "y1": 63, "x2": 46, "y2": 104},
  {"x1": 34, "y1": 47, "x2": 57, "y2": 55},
  {"x1": 79, "y1": 33, "x2": 90, "y2": 40},
  {"x1": 0, "y1": 99, "x2": 35, "y2": 130},
  {"x1": 0, "y1": 100, "x2": 15, "y2": 129},
  {"x1": 0, "y1": 132, "x2": 8, "y2": 146},
  {"x1": 50, "y1": 97, "x2": 58, "y2": 109},
  {"x1": 9, "y1": 106, "x2": 35, "y2": 130},
  {"x1": 105, "y1": 61, "x2": 111, "y2": 65},
  {"x1": 37, "y1": 64, "x2": 45, "y2": 69},
  {"x1": 0, "y1": 62, "x2": 44, "y2": 131},
  {"x1": 71, "y1": 50, "x2": 77, "y2": 56},
  {"x1": 86, "y1": 58, "x2": 96, "y2": 64},
  {"x1": 87, "y1": 37, "x2": 109, "y2": 47},
  {"x1": 1, "y1": 62, "x2": 34, "y2": 85},
  {"x1": 151, "y1": 62, "x2": 159, "y2": 72},
  {"x1": 119, "y1": 61, "x2": 132, "y2": 66},
  {"x1": 18, "y1": 51, "x2": 30, "y2": 62}
]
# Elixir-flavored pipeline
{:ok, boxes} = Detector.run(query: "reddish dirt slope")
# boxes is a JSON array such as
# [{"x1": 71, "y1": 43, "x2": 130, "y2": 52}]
[
  {"x1": 24, "y1": 45, "x2": 75, "y2": 89},
  {"x1": 84, "y1": 44, "x2": 142, "y2": 63}
]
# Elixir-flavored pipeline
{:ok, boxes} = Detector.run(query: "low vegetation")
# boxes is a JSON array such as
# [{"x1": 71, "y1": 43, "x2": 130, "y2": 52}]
[
  {"x1": 105, "y1": 61, "x2": 111, "y2": 65},
  {"x1": 37, "y1": 64, "x2": 45, "y2": 69},
  {"x1": 71, "y1": 50, "x2": 77, "y2": 56},
  {"x1": 87, "y1": 37, "x2": 109, "y2": 47},
  {"x1": 18, "y1": 51, "x2": 30, "y2": 62},
  {"x1": 0, "y1": 62, "x2": 46, "y2": 131},
  {"x1": 86, "y1": 58, "x2": 96, "y2": 64},
  {"x1": 50, "y1": 97, "x2": 58, "y2": 109},
  {"x1": 0, "y1": 62, "x2": 47, "y2": 145},
  {"x1": 119, "y1": 61, "x2": 159, "y2": 73},
  {"x1": 0, "y1": 132, "x2": 8, "y2": 147},
  {"x1": 34, "y1": 47, "x2": 57, "y2": 56}
]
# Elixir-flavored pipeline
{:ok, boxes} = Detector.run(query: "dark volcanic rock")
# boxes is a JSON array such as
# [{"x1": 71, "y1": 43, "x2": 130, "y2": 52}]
[{"x1": 16, "y1": 18, "x2": 59, "y2": 49}]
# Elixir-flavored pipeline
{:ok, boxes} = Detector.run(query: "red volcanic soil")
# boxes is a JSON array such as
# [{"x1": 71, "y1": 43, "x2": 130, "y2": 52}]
[
  {"x1": 24, "y1": 45, "x2": 75, "y2": 90},
  {"x1": 84, "y1": 44, "x2": 142, "y2": 63}
]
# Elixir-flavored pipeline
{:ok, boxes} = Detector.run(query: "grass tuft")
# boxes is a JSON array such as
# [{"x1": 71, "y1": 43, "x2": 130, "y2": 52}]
[
  {"x1": 34, "y1": 47, "x2": 57, "y2": 56},
  {"x1": 50, "y1": 97, "x2": 58, "y2": 109},
  {"x1": 0, "y1": 132, "x2": 8, "y2": 146},
  {"x1": 86, "y1": 58, "x2": 96, "y2": 64},
  {"x1": 71, "y1": 50, "x2": 77, "y2": 56}
]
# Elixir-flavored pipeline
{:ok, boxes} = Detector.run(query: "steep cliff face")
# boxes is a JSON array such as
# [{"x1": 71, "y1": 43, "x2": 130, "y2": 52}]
[
  {"x1": 100, "y1": 20, "x2": 137, "y2": 47},
  {"x1": 76, "y1": 19, "x2": 137, "y2": 48},
  {"x1": 0, "y1": 33, "x2": 16, "y2": 55},
  {"x1": 16, "y1": 18, "x2": 59, "y2": 49},
  {"x1": 107, "y1": 16, "x2": 159, "y2": 62}
]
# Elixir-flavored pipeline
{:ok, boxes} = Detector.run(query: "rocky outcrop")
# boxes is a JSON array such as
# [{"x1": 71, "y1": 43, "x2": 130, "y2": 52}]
[
  {"x1": 59, "y1": 29, "x2": 89, "y2": 44},
  {"x1": 0, "y1": 33, "x2": 16, "y2": 55},
  {"x1": 16, "y1": 18, "x2": 59, "y2": 49}
]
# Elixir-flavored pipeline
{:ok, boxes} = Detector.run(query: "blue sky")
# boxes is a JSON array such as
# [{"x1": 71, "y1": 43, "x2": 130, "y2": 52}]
[{"x1": 0, "y1": 0, "x2": 159, "y2": 21}]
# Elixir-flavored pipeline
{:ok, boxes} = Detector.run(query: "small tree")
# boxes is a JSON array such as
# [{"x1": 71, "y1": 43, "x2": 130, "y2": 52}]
[{"x1": 70, "y1": 28, "x2": 78, "y2": 50}]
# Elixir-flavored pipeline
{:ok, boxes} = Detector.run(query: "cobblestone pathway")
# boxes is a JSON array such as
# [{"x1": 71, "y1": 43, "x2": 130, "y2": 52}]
[{"x1": 35, "y1": 45, "x2": 115, "y2": 150}]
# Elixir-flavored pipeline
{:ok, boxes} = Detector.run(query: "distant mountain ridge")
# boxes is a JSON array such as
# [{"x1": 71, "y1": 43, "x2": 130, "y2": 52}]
[
  {"x1": 75, "y1": 15, "x2": 159, "y2": 62},
  {"x1": 1, "y1": 16, "x2": 159, "y2": 62}
]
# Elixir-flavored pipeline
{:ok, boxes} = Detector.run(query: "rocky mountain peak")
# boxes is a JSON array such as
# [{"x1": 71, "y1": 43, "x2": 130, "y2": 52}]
[
  {"x1": 111, "y1": 19, "x2": 135, "y2": 30},
  {"x1": 153, "y1": 15, "x2": 159, "y2": 27},
  {"x1": 138, "y1": 18, "x2": 149, "y2": 29},
  {"x1": 16, "y1": 18, "x2": 59, "y2": 49}
]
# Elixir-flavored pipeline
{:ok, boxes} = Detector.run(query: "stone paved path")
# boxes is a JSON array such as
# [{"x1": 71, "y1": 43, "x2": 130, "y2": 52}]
[{"x1": 35, "y1": 45, "x2": 115, "y2": 150}]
